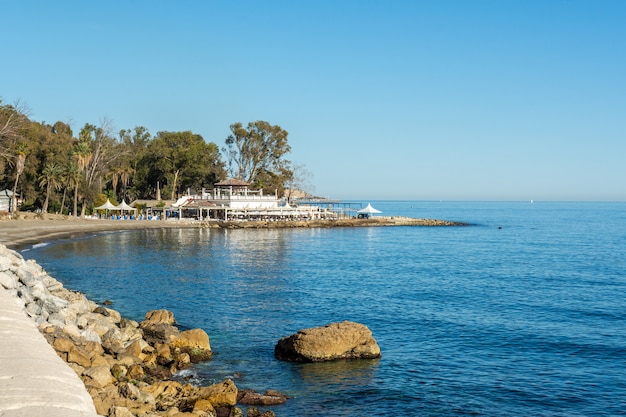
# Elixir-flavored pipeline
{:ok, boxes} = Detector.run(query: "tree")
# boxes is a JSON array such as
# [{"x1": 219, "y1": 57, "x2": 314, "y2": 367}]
[
  {"x1": 11, "y1": 145, "x2": 27, "y2": 212},
  {"x1": 0, "y1": 100, "x2": 30, "y2": 212},
  {"x1": 0, "y1": 100, "x2": 29, "y2": 163},
  {"x1": 39, "y1": 163, "x2": 62, "y2": 213},
  {"x1": 224, "y1": 121, "x2": 291, "y2": 185},
  {"x1": 74, "y1": 120, "x2": 121, "y2": 216},
  {"x1": 117, "y1": 126, "x2": 150, "y2": 200},
  {"x1": 284, "y1": 162, "x2": 314, "y2": 203},
  {"x1": 142, "y1": 131, "x2": 225, "y2": 200},
  {"x1": 63, "y1": 162, "x2": 81, "y2": 217}
]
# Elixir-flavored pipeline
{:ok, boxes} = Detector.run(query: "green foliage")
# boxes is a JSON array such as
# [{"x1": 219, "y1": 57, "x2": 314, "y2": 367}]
[
  {"x1": 224, "y1": 121, "x2": 292, "y2": 189},
  {"x1": 39, "y1": 162, "x2": 63, "y2": 213},
  {"x1": 0, "y1": 98, "x2": 302, "y2": 211},
  {"x1": 140, "y1": 131, "x2": 225, "y2": 200}
]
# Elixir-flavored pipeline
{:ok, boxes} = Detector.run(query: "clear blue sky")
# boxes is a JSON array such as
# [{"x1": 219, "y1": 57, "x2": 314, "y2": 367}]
[{"x1": 2, "y1": 1, "x2": 625, "y2": 201}]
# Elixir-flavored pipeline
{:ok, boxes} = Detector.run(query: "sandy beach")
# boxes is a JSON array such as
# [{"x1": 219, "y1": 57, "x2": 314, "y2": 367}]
[{"x1": 0, "y1": 213, "x2": 198, "y2": 249}]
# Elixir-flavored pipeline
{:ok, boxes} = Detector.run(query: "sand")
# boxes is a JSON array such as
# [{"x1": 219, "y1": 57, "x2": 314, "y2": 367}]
[{"x1": 0, "y1": 213, "x2": 196, "y2": 249}]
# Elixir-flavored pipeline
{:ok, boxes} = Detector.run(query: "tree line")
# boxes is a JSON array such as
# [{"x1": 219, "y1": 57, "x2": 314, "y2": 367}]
[{"x1": 0, "y1": 99, "x2": 310, "y2": 216}]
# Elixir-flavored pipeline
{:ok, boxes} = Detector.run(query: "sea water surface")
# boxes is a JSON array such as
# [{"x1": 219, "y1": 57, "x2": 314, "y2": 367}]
[{"x1": 23, "y1": 201, "x2": 626, "y2": 416}]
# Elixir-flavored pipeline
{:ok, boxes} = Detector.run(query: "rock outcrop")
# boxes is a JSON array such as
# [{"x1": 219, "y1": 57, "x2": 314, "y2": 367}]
[
  {"x1": 0, "y1": 244, "x2": 281, "y2": 417},
  {"x1": 274, "y1": 320, "x2": 381, "y2": 362}
]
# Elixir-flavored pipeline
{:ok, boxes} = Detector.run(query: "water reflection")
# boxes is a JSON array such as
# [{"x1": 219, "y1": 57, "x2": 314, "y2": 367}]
[{"x1": 295, "y1": 358, "x2": 380, "y2": 388}]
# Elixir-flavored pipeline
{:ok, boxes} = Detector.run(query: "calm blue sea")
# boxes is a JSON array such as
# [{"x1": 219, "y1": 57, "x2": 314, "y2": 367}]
[{"x1": 23, "y1": 201, "x2": 626, "y2": 416}]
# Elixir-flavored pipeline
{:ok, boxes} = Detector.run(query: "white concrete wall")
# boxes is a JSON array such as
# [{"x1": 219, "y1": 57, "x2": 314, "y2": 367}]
[{"x1": 0, "y1": 285, "x2": 101, "y2": 417}]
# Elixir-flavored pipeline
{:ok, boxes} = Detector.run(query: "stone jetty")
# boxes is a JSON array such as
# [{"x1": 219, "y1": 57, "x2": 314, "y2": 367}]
[
  {"x1": 0, "y1": 243, "x2": 283, "y2": 417},
  {"x1": 202, "y1": 216, "x2": 466, "y2": 230}
]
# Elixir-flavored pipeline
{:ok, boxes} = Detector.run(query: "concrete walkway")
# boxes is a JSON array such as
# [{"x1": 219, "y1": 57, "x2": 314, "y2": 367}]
[{"x1": 0, "y1": 286, "x2": 100, "y2": 417}]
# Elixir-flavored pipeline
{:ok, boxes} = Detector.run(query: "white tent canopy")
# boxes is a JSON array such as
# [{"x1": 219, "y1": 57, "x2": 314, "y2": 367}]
[
  {"x1": 116, "y1": 200, "x2": 137, "y2": 213},
  {"x1": 357, "y1": 203, "x2": 382, "y2": 215},
  {"x1": 94, "y1": 199, "x2": 117, "y2": 210}
]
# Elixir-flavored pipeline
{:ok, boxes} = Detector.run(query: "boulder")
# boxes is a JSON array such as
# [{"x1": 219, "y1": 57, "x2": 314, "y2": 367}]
[
  {"x1": 0, "y1": 251, "x2": 14, "y2": 272},
  {"x1": 68, "y1": 345, "x2": 93, "y2": 367},
  {"x1": 171, "y1": 328, "x2": 212, "y2": 351},
  {"x1": 109, "y1": 406, "x2": 134, "y2": 417},
  {"x1": 142, "y1": 309, "x2": 176, "y2": 325},
  {"x1": 142, "y1": 380, "x2": 182, "y2": 400},
  {"x1": 170, "y1": 328, "x2": 213, "y2": 362},
  {"x1": 237, "y1": 389, "x2": 287, "y2": 405},
  {"x1": 141, "y1": 322, "x2": 180, "y2": 345},
  {"x1": 139, "y1": 309, "x2": 181, "y2": 346},
  {"x1": 247, "y1": 408, "x2": 275, "y2": 417},
  {"x1": 155, "y1": 343, "x2": 173, "y2": 365},
  {"x1": 274, "y1": 321, "x2": 381, "y2": 362},
  {"x1": 193, "y1": 398, "x2": 216, "y2": 415},
  {"x1": 0, "y1": 270, "x2": 17, "y2": 289},
  {"x1": 187, "y1": 379, "x2": 238, "y2": 408},
  {"x1": 83, "y1": 365, "x2": 115, "y2": 388},
  {"x1": 52, "y1": 335, "x2": 76, "y2": 353}
]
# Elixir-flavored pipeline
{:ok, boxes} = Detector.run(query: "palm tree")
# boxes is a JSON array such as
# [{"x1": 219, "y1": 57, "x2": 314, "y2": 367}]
[
  {"x1": 74, "y1": 140, "x2": 92, "y2": 173},
  {"x1": 10, "y1": 144, "x2": 27, "y2": 213},
  {"x1": 119, "y1": 165, "x2": 134, "y2": 201},
  {"x1": 62, "y1": 162, "x2": 81, "y2": 217},
  {"x1": 39, "y1": 163, "x2": 62, "y2": 213}
]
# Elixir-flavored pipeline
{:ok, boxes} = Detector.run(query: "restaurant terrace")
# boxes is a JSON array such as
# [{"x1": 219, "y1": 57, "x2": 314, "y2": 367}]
[{"x1": 131, "y1": 179, "x2": 361, "y2": 222}]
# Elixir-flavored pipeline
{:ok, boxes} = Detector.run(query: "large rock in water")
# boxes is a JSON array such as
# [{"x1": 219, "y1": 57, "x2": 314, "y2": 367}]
[{"x1": 274, "y1": 321, "x2": 381, "y2": 362}]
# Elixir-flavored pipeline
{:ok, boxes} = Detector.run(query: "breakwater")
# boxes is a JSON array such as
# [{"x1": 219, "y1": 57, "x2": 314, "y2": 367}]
[{"x1": 0, "y1": 244, "x2": 100, "y2": 417}]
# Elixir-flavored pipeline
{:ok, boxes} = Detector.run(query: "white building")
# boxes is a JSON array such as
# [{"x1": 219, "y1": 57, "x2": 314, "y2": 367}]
[
  {"x1": 0, "y1": 190, "x2": 14, "y2": 212},
  {"x1": 168, "y1": 179, "x2": 331, "y2": 221}
]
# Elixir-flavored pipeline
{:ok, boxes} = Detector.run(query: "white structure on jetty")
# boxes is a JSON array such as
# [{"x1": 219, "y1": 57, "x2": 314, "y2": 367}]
[{"x1": 165, "y1": 179, "x2": 335, "y2": 221}]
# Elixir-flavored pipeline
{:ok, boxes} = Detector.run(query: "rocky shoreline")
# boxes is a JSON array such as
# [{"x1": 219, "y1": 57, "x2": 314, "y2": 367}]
[
  {"x1": 0, "y1": 243, "x2": 283, "y2": 417},
  {"x1": 203, "y1": 216, "x2": 466, "y2": 229}
]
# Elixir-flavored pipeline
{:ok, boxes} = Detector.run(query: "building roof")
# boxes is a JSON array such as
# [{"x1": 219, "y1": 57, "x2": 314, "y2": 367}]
[
  {"x1": 214, "y1": 178, "x2": 250, "y2": 187},
  {"x1": 130, "y1": 199, "x2": 175, "y2": 208}
]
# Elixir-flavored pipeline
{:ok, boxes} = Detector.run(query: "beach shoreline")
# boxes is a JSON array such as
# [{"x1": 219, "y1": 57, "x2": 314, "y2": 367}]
[
  {"x1": 0, "y1": 215, "x2": 197, "y2": 249},
  {"x1": 0, "y1": 212, "x2": 467, "y2": 249}
]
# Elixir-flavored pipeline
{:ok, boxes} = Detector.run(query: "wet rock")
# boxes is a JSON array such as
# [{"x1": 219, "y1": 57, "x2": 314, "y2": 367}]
[
  {"x1": 228, "y1": 407, "x2": 244, "y2": 417},
  {"x1": 175, "y1": 352, "x2": 191, "y2": 370},
  {"x1": 183, "y1": 379, "x2": 238, "y2": 409},
  {"x1": 275, "y1": 320, "x2": 381, "y2": 362},
  {"x1": 237, "y1": 389, "x2": 287, "y2": 405},
  {"x1": 246, "y1": 408, "x2": 275, "y2": 417}
]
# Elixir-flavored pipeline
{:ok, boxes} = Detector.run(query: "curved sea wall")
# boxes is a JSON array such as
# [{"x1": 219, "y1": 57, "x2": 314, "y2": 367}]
[{"x1": 0, "y1": 245, "x2": 100, "y2": 417}]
